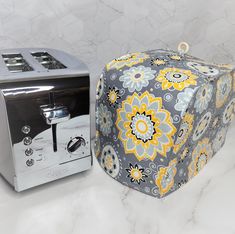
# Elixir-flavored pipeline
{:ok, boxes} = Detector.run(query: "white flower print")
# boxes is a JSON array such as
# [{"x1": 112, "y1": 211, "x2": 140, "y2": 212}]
[
  {"x1": 188, "y1": 138, "x2": 213, "y2": 180},
  {"x1": 187, "y1": 62, "x2": 219, "y2": 76},
  {"x1": 174, "y1": 88, "x2": 197, "y2": 117},
  {"x1": 119, "y1": 65, "x2": 156, "y2": 92},
  {"x1": 212, "y1": 127, "x2": 228, "y2": 153},
  {"x1": 222, "y1": 98, "x2": 235, "y2": 124},
  {"x1": 216, "y1": 74, "x2": 232, "y2": 108},
  {"x1": 194, "y1": 83, "x2": 213, "y2": 114},
  {"x1": 97, "y1": 103, "x2": 113, "y2": 136},
  {"x1": 96, "y1": 73, "x2": 105, "y2": 99},
  {"x1": 100, "y1": 145, "x2": 120, "y2": 178},
  {"x1": 193, "y1": 112, "x2": 212, "y2": 141}
]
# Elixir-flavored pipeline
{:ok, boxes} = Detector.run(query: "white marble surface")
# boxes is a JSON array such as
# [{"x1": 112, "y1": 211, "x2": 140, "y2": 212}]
[{"x1": 0, "y1": 121, "x2": 234, "y2": 234}]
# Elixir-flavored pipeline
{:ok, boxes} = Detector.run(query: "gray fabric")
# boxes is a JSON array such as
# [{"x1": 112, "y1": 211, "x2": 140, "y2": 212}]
[{"x1": 95, "y1": 49, "x2": 235, "y2": 198}]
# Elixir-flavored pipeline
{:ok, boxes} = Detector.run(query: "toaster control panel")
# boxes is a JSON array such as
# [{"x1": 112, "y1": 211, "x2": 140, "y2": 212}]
[
  {"x1": 13, "y1": 114, "x2": 90, "y2": 172},
  {"x1": 21, "y1": 125, "x2": 34, "y2": 162}
]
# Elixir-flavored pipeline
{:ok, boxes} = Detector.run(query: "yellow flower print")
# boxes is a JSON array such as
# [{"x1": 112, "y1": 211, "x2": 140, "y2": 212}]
[
  {"x1": 155, "y1": 158, "x2": 177, "y2": 196},
  {"x1": 173, "y1": 113, "x2": 194, "y2": 153},
  {"x1": 169, "y1": 55, "x2": 181, "y2": 61},
  {"x1": 156, "y1": 67, "x2": 198, "y2": 91},
  {"x1": 106, "y1": 52, "x2": 149, "y2": 70},
  {"x1": 108, "y1": 90, "x2": 117, "y2": 104},
  {"x1": 154, "y1": 59, "x2": 166, "y2": 65},
  {"x1": 107, "y1": 87, "x2": 120, "y2": 106},
  {"x1": 116, "y1": 91, "x2": 176, "y2": 161},
  {"x1": 150, "y1": 58, "x2": 167, "y2": 66},
  {"x1": 181, "y1": 147, "x2": 189, "y2": 160},
  {"x1": 126, "y1": 163, "x2": 148, "y2": 184},
  {"x1": 188, "y1": 138, "x2": 213, "y2": 180}
]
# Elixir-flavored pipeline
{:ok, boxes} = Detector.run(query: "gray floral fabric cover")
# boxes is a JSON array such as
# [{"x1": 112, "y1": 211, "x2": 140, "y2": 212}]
[{"x1": 95, "y1": 49, "x2": 235, "y2": 198}]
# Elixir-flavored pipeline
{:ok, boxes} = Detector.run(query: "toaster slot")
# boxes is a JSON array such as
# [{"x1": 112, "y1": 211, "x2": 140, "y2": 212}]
[
  {"x1": 31, "y1": 52, "x2": 67, "y2": 70},
  {"x1": 2, "y1": 53, "x2": 33, "y2": 73}
]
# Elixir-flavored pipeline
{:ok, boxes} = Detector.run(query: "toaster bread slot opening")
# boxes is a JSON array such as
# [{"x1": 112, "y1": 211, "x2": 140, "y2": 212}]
[
  {"x1": 31, "y1": 52, "x2": 67, "y2": 70},
  {"x1": 2, "y1": 53, "x2": 33, "y2": 73}
]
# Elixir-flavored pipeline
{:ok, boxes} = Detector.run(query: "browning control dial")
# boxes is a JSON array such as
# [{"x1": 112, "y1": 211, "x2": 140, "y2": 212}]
[{"x1": 67, "y1": 137, "x2": 86, "y2": 153}]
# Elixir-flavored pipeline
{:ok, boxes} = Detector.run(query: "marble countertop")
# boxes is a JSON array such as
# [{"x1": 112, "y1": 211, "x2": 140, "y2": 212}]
[{"x1": 0, "y1": 122, "x2": 235, "y2": 234}]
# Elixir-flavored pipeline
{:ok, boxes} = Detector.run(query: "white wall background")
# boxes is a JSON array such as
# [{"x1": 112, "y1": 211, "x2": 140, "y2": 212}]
[{"x1": 0, "y1": 0, "x2": 234, "y2": 133}]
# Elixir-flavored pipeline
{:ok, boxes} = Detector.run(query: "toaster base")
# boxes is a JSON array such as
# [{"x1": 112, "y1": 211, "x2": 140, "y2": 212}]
[{"x1": 13, "y1": 155, "x2": 92, "y2": 192}]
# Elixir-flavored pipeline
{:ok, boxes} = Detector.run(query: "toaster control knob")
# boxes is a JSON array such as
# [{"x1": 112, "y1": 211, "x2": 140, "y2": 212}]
[
  {"x1": 67, "y1": 137, "x2": 86, "y2": 153},
  {"x1": 25, "y1": 148, "x2": 33, "y2": 156},
  {"x1": 26, "y1": 159, "x2": 34, "y2": 167},
  {"x1": 21, "y1": 125, "x2": 31, "y2": 134},
  {"x1": 23, "y1": 136, "x2": 32, "y2": 145}
]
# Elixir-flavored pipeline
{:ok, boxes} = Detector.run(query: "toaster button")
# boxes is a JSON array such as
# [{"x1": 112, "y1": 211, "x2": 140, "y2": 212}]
[
  {"x1": 25, "y1": 148, "x2": 33, "y2": 156},
  {"x1": 21, "y1": 125, "x2": 31, "y2": 134},
  {"x1": 26, "y1": 159, "x2": 34, "y2": 167},
  {"x1": 23, "y1": 136, "x2": 32, "y2": 145}
]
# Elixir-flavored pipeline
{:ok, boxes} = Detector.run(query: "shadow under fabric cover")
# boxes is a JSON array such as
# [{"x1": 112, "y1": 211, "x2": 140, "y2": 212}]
[{"x1": 94, "y1": 49, "x2": 235, "y2": 198}]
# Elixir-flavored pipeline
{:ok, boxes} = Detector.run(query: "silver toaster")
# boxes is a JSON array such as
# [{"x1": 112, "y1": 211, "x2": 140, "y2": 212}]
[{"x1": 0, "y1": 48, "x2": 92, "y2": 191}]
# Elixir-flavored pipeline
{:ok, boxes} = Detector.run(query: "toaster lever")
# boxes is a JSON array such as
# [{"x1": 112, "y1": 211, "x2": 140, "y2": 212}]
[{"x1": 40, "y1": 104, "x2": 70, "y2": 125}]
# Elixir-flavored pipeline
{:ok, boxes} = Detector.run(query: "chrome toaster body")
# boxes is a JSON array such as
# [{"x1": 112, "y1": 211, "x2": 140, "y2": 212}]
[{"x1": 0, "y1": 48, "x2": 91, "y2": 191}]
